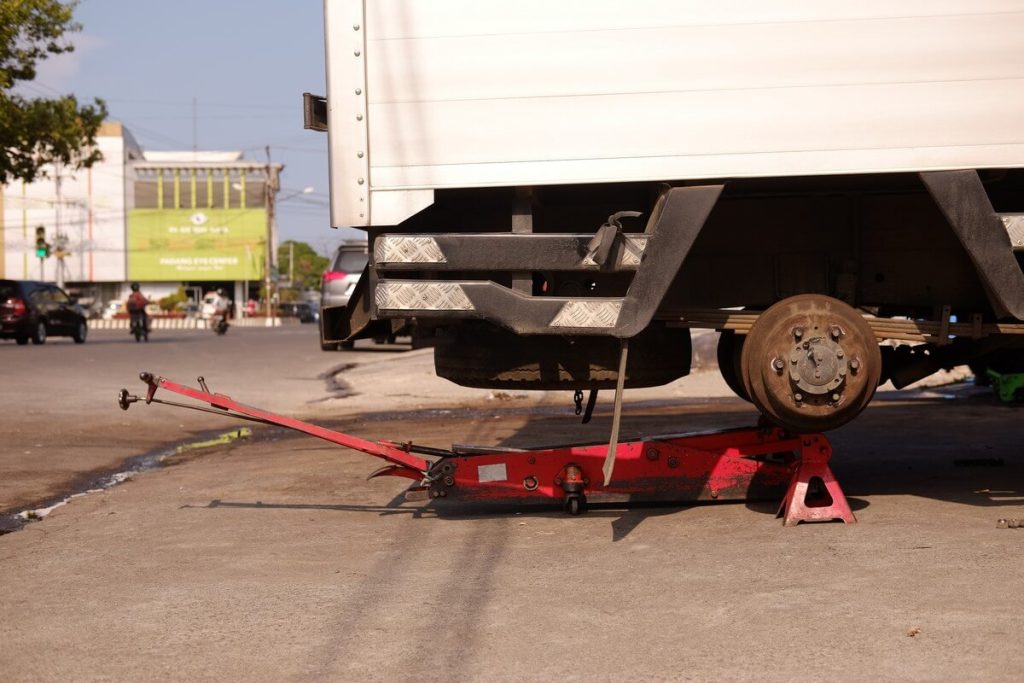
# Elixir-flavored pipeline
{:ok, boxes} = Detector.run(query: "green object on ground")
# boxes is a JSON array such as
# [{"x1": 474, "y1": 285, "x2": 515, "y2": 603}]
[
  {"x1": 986, "y1": 370, "x2": 1024, "y2": 403},
  {"x1": 175, "y1": 428, "x2": 252, "y2": 454}
]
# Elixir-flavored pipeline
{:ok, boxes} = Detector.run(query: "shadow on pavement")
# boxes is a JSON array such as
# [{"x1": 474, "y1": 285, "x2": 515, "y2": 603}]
[
  {"x1": 329, "y1": 344, "x2": 417, "y2": 355},
  {"x1": 195, "y1": 497, "x2": 699, "y2": 542},
  {"x1": 84, "y1": 336, "x2": 202, "y2": 345}
]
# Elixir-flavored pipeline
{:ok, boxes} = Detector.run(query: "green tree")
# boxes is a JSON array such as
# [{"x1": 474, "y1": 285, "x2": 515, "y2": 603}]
[
  {"x1": 277, "y1": 240, "x2": 329, "y2": 290},
  {"x1": 158, "y1": 286, "x2": 188, "y2": 313},
  {"x1": 1, "y1": 0, "x2": 107, "y2": 184}
]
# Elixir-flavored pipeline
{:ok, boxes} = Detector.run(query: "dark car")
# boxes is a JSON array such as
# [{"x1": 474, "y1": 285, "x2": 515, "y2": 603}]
[
  {"x1": 0, "y1": 280, "x2": 88, "y2": 345},
  {"x1": 276, "y1": 301, "x2": 319, "y2": 323}
]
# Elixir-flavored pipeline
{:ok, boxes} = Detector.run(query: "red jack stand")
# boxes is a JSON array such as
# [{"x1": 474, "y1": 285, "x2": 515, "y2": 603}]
[
  {"x1": 778, "y1": 435, "x2": 856, "y2": 526},
  {"x1": 119, "y1": 372, "x2": 857, "y2": 526}
]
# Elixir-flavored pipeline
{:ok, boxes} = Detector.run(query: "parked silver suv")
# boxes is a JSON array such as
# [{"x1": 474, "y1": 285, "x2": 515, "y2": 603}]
[
  {"x1": 320, "y1": 240, "x2": 367, "y2": 350},
  {"x1": 321, "y1": 240, "x2": 367, "y2": 309}
]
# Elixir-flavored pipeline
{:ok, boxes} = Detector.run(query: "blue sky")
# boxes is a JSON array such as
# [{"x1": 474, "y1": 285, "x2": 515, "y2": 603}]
[{"x1": 28, "y1": 0, "x2": 356, "y2": 254}]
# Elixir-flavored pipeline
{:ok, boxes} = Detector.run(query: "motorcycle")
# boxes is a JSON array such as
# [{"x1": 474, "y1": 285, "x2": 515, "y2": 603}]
[
  {"x1": 129, "y1": 312, "x2": 148, "y2": 342},
  {"x1": 212, "y1": 315, "x2": 229, "y2": 336}
]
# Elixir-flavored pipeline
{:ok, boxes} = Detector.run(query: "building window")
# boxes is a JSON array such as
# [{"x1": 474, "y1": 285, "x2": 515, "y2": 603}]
[{"x1": 133, "y1": 168, "x2": 267, "y2": 210}]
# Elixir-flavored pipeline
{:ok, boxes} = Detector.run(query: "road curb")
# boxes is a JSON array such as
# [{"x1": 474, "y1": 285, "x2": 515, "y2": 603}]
[{"x1": 89, "y1": 318, "x2": 299, "y2": 330}]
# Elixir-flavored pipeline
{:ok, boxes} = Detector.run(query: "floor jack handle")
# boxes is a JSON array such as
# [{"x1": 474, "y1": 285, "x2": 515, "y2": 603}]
[{"x1": 119, "y1": 371, "x2": 430, "y2": 476}]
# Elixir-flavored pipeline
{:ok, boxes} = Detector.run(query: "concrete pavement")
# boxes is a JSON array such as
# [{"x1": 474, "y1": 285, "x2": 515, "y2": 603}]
[{"x1": 1, "y1": 393, "x2": 1022, "y2": 681}]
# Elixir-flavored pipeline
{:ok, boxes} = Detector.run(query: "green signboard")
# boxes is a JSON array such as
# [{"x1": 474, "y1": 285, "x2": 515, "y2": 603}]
[{"x1": 128, "y1": 208, "x2": 266, "y2": 281}]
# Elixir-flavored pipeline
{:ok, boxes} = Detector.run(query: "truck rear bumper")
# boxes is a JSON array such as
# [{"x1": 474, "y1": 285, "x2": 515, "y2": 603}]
[{"x1": 322, "y1": 185, "x2": 722, "y2": 343}]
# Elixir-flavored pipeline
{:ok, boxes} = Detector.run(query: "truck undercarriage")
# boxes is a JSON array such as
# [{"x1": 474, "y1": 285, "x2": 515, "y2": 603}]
[{"x1": 323, "y1": 168, "x2": 1024, "y2": 432}]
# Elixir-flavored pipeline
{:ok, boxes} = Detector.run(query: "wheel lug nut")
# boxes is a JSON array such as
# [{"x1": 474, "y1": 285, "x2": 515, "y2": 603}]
[
  {"x1": 836, "y1": 350, "x2": 844, "y2": 359},
  {"x1": 793, "y1": 327, "x2": 804, "y2": 340},
  {"x1": 831, "y1": 393, "x2": 840, "y2": 401},
  {"x1": 772, "y1": 357, "x2": 785, "y2": 373},
  {"x1": 794, "y1": 393, "x2": 803, "y2": 402}
]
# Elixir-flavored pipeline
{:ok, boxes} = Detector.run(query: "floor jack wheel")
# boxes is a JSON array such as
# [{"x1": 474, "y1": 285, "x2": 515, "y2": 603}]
[
  {"x1": 741, "y1": 294, "x2": 881, "y2": 432},
  {"x1": 564, "y1": 493, "x2": 587, "y2": 516}
]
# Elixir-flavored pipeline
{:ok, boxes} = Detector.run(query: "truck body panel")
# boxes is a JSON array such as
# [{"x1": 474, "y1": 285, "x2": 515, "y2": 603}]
[{"x1": 326, "y1": 0, "x2": 1024, "y2": 226}]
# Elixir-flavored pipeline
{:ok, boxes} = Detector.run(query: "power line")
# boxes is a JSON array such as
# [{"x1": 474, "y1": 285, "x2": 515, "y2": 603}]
[
  {"x1": 117, "y1": 119, "x2": 192, "y2": 149},
  {"x1": 103, "y1": 97, "x2": 299, "y2": 111},
  {"x1": 14, "y1": 79, "x2": 65, "y2": 97},
  {"x1": 127, "y1": 114, "x2": 299, "y2": 121},
  {"x1": 267, "y1": 145, "x2": 328, "y2": 154}
]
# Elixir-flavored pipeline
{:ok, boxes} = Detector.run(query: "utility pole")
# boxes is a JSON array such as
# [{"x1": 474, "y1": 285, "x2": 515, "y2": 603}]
[
  {"x1": 264, "y1": 146, "x2": 279, "y2": 322},
  {"x1": 243, "y1": 244, "x2": 251, "y2": 318},
  {"x1": 54, "y1": 166, "x2": 63, "y2": 287},
  {"x1": 289, "y1": 242, "x2": 295, "y2": 287},
  {"x1": 54, "y1": 234, "x2": 68, "y2": 289}
]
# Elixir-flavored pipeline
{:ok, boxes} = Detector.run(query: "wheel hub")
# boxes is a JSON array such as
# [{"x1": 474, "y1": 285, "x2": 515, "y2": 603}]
[
  {"x1": 788, "y1": 332, "x2": 847, "y2": 397},
  {"x1": 741, "y1": 295, "x2": 881, "y2": 432}
]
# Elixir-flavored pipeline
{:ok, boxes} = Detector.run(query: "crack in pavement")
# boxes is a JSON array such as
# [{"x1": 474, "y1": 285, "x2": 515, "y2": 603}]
[
  {"x1": 310, "y1": 363, "x2": 359, "y2": 403},
  {"x1": 0, "y1": 428, "x2": 252, "y2": 536}
]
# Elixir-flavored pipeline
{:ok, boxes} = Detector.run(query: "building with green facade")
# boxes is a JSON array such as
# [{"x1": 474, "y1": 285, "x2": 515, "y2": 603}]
[{"x1": 2, "y1": 125, "x2": 284, "y2": 313}]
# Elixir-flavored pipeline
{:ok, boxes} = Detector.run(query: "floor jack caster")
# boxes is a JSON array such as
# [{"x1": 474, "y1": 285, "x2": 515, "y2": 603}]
[
  {"x1": 564, "y1": 493, "x2": 587, "y2": 516},
  {"x1": 557, "y1": 463, "x2": 588, "y2": 515}
]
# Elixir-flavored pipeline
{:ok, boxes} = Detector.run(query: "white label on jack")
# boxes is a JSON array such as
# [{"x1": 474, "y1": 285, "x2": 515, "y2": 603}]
[{"x1": 477, "y1": 463, "x2": 507, "y2": 483}]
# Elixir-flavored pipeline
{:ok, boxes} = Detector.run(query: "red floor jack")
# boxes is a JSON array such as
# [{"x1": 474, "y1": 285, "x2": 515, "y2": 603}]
[{"x1": 118, "y1": 372, "x2": 855, "y2": 525}]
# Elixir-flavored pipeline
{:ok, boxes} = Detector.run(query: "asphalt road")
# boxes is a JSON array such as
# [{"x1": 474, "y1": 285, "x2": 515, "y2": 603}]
[
  {"x1": 0, "y1": 324, "x2": 331, "y2": 514},
  {"x1": 1, "y1": 327, "x2": 1022, "y2": 680}
]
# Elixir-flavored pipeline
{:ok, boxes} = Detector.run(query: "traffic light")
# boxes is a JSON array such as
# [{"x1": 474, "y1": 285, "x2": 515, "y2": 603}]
[{"x1": 34, "y1": 226, "x2": 49, "y2": 258}]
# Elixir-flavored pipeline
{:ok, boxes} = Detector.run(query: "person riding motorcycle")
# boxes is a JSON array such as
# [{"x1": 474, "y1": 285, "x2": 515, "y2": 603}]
[
  {"x1": 126, "y1": 283, "x2": 149, "y2": 338},
  {"x1": 210, "y1": 288, "x2": 231, "y2": 334}
]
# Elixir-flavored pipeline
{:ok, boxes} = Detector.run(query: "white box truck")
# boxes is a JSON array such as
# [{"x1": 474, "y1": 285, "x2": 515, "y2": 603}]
[{"x1": 310, "y1": 0, "x2": 1024, "y2": 431}]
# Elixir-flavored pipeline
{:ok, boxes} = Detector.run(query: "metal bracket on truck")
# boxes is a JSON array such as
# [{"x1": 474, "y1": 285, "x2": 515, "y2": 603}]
[
  {"x1": 323, "y1": 185, "x2": 721, "y2": 343},
  {"x1": 921, "y1": 170, "x2": 1024, "y2": 320}
]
